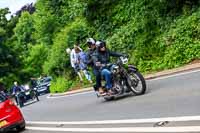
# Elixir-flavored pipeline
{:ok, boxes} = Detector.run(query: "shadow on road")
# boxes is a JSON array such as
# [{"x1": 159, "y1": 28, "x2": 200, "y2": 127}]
[
  {"x1": 19, "y1": 100, "x2": 39, "y2": 109},
  {"x1": 100, "y1": 88, "x2": 152, "y2": 103},
  {"x1": 25, "y1": 100, "x2": 38, "y2": 106},
  {"x1": 5, "y1": 129, "x2": 25, "y2": 133},
  {"x1": 100, "y1": 93, "x2": 135, "y2": 103}
]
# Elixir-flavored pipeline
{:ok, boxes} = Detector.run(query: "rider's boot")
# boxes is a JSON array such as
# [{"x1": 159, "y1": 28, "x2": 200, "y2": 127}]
[
  {"x1": 107, "y1": 89, "x2": 115, "y2": 95},
  {"x1": 99, "y1": 87, "x2": 106, "y2": 96}
]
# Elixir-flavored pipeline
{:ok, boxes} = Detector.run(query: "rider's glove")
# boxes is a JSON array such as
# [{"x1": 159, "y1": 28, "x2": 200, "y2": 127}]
[{"x1": 95, "y1": 62, "x2": 101, "y2": 67}]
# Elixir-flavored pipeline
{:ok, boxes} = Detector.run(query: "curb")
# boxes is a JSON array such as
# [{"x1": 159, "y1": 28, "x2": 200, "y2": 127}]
[
  {"x1": 49, "y1": 87, "x2": 92, "y2": 97},
  {"x1": 145, "y1": 62, "x2": 200, "y2": 80},
  {"x1": 49, "y1": 62, "x2": 200, "y2": 97}
]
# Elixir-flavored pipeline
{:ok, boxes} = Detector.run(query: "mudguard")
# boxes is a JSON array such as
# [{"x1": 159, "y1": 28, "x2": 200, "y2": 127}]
[{"x1": 128, "y1": 65, "x2": 138, "y2": 72}]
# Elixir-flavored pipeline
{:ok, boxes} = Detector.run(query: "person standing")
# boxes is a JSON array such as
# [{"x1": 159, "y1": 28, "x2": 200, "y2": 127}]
[
  {"x1": 30, "y1": 78, "x2": 37, "y2": 89},
  {"x1": 11, "y1": 81, "x2": 23, "y2": 105},
  {"x1": 66, "y1": 44, "x2": 83, "y2": 82},
  {"x1": 0, "y1": 82, "x2": 7, "y2": 97},
  {"x1": 75, "y1": 47, "x2": 93, "y2": 83}
]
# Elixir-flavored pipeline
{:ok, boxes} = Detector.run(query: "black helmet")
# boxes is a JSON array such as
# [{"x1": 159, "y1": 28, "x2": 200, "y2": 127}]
[
  {"x1": 86, "y1": 38, "x2": 96, "y2": 47},
  {"x1": 97, "y1": 40, "x2": 106, "y2": 52},
  {"x1": 98, "y1": 40, "x2": 106, "y2": 48}
]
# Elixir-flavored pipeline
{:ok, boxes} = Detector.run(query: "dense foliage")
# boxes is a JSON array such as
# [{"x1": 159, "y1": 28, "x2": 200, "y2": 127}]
[{"x1": 0, "y1": 0, "x2": 199, "y2": 92}]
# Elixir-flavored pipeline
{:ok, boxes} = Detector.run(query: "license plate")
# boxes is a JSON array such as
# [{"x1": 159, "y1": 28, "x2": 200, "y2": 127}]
[{"x1": 0, "y1": 120, "x2": 8, "y2": 128}]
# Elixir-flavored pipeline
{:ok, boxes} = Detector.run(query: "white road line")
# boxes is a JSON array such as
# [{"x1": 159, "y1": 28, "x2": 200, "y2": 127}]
[
  {"x1": 26, "y1": 126, "x2": 200, "y2": 132},
  {"x1": 27, "y1": 115, "x2": 200, "y2": 125},
  {"x1": 148, "y1": 69, "x2": 200, "y2": 81},
  {"x1": 46, "y1": 91, "x2": 93, "y2": 99},
  {"x1": 46, "y1": 69, "x2": 200, "y2": 99}
]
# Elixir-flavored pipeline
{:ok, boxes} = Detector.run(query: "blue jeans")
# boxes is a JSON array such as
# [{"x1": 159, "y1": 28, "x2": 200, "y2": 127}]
[
  {"x1": 82, "y1": 69, "x2": 91, "y2": 81},
  {"x1": 101, "y1": 68, "x2": 112, "y2": 90}
]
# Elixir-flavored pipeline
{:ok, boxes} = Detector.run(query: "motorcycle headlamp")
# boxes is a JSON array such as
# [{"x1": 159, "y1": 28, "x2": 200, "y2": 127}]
[{"x1": 120, "y1": 57, "x2": 128, "y2": 64}]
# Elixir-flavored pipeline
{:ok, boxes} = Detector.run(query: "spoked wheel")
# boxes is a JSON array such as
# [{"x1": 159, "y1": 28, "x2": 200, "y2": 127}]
[
  {"x1": 31, "y1": 91, "x2": 39, "y2": 101},
  {"x1": 19, "y1": 99, "x2": 24, "y2": 108},
  {"x1": 127, "y1": 70, "x2": 146, "y2": 95},
  {"x1": 36, "y1": 95, "x2": 39, "y2": 101},
  {"x1": 112, "y1": 80, "x2": 123, "y2": 94},
  {"x1": 34, "y1": 91, "x2": 39, "y2": 101}
]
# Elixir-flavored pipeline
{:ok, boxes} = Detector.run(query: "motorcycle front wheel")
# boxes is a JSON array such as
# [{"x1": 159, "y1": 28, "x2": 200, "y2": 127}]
[
  {"x1": 33, "y1": 91, "x2": 39, "y2": 101},
  {"x1": 126, "y1": 70, "x2": 146, "y2": 95}
]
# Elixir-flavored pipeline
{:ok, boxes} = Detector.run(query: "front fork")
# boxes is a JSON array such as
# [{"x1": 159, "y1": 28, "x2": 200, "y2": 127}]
[{"x1": 122, "y1": 66, "x2": 139, "y2": 91}]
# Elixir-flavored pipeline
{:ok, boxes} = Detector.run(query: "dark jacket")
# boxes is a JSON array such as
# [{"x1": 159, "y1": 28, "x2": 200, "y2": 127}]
[
  {"x1": 12, "y1": 85, "x2": 22, "y2": 94},
  {"x1": 0, "y1": 83, "x2": 5, "y2": 92},
  {"x1": 30, "y1": 79, "x2": 37, "y2": 88},
  {"x1": 86, "y1": 48, "x2": 96, "y2": 67},
  {"x1": 92, "y1": 49, "x2": 123, "y2": 70}
]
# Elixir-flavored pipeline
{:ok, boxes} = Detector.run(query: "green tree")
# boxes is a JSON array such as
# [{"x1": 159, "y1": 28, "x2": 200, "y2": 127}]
[
  {"x1": 0, "y1": 8, "x2": 20, "y2": 87},
  {"x1": 14, "y1": 12, "x2": 35, "y2": 59},
  {"x1": 24, "y1": 44, "x2": 48, "y2": 76}
]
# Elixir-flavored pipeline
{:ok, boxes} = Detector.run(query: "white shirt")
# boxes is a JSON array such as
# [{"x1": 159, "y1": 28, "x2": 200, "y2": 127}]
[{"x1": 70, "y1": 48, "x2": 82, "y2": 68}]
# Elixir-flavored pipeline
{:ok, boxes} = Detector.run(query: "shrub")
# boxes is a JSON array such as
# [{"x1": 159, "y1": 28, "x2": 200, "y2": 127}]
[{"x1": 50, "y1": 77, "x2": 73, "y2": 93}]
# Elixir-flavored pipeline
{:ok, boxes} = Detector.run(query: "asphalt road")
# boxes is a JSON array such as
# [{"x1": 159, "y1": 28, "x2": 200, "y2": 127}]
[{"x1": 7, "y1": 70, "x2": 200, "y2": 133}]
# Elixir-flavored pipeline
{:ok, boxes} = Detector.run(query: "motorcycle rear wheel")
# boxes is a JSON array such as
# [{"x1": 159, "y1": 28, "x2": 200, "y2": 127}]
[{"x1": 33, "y1": 91, "x2": 39, "y2": 101}]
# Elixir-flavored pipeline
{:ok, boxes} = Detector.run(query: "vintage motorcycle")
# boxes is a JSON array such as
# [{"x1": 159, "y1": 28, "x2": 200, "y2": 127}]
[
  {"x1": 15, "y1": 86, "x2": 39, "y2": 107},
  {"x1": 95, "y1": 56, "x2": 146, "y2": 101}
]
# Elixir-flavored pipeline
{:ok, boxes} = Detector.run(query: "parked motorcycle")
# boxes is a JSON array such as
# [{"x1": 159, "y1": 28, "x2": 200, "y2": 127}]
[
  {"x1": 95, "y1": 56, "x2": 146, "y2": 101},
  {"x1": 15, "y1": 87, "x2": 39, "y2": 107}
]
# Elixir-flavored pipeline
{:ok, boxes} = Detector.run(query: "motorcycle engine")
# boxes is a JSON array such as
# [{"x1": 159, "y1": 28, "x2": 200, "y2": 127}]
[{"x1": 111, "y1": 66, "x2": 119, "y2": 74}]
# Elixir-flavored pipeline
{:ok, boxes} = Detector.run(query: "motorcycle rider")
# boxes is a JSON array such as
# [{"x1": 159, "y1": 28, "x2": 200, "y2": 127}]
[
  {"x1": 92, "y1": 40, "x2": 124, "y2": 95},
  {"x1": 86, "y1": 38, "x2": 96, "y2": 66},
  {"x1": 75, "y1": 46, "x2": 93, "y2": 83},
  {"x1": 86, "y1": 38, "x2": 104, "y2": 93},
  {"x1": 11, "y1": 81, "x2": 23, "y2": 105},
  {"x1": 30, "y1": 78, "x2": 37, "y2": 89}
]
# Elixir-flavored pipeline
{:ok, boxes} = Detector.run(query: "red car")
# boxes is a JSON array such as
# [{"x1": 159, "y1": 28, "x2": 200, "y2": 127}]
[{"x1": 0, "y1": 93, "x2": 25, "y2": 132}]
